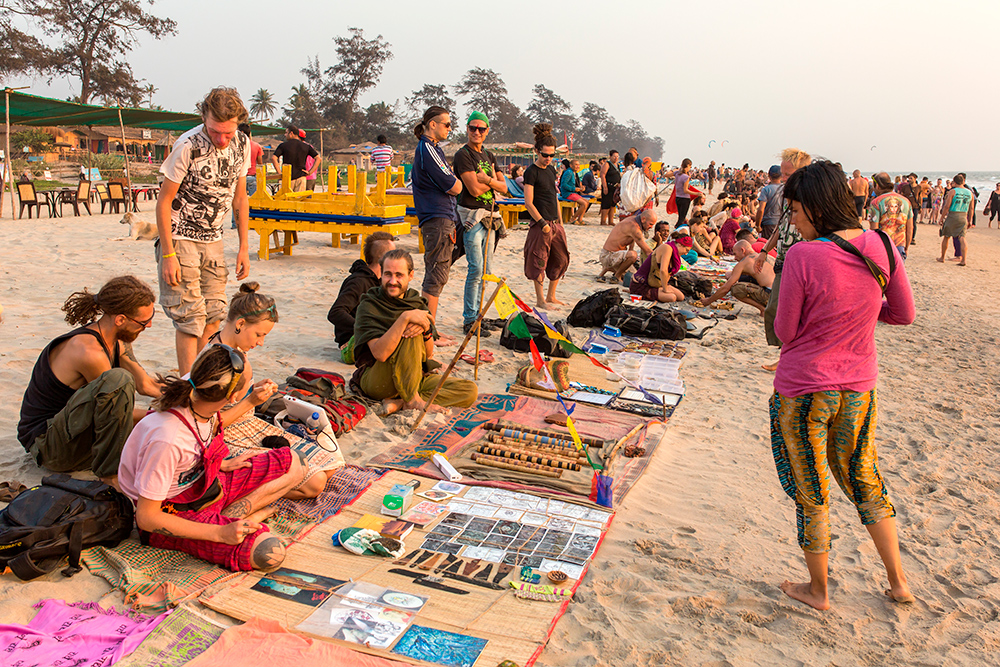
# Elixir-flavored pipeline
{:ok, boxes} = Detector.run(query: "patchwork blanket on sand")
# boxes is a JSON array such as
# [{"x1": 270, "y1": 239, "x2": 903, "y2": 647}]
[
  {"x1": 0, "y1": 599, "x2": 166, "y2": 666},
  {"x1": 368, "y1": 394, "x2": 665, "y2": 505}
]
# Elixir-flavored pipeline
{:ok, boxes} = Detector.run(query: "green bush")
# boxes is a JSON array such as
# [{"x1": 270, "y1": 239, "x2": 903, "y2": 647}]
[{"x1": 11, "y1": 129, "x2": 54, "y2": 153}]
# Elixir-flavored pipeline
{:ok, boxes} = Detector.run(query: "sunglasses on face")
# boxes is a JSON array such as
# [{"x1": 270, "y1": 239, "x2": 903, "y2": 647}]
[
  {"x1": 433, "y1": 119, "x2": 451, "y2": 128},
  {"x1": 126, "y1": 312, "x2": 154, "y2": 327},
  {"x1": 540, "y1": 153, "x2": 555, "y2": 159},
  {"x1": 468, "y1": 125, "x2": 488, "y2": 133}
]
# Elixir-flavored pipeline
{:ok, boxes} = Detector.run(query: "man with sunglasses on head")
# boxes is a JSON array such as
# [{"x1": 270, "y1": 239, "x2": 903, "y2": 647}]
[
  {"x1": 452, "y1": 111, "x2": 507, "y2": 337},
  {"x1": 411, "y1": 106, "x2": 463, "y2": 334},
  {"x1": 18, "y1": 276, "x2": 163, "y2": 488}
]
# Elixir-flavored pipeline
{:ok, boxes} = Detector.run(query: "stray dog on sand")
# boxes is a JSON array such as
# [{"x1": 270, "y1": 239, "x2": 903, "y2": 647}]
[{"x1": 117, "y1": 212, "x2": 159, "y2": 241}]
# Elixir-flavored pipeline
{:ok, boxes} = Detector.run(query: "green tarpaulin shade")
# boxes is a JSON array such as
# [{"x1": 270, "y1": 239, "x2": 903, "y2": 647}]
[{"x1": 1, "y1": 89, "x2": 282, "y2": 134}]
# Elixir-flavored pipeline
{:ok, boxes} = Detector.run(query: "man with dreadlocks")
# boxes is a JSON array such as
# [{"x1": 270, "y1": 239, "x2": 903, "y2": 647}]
[{"x1": 17, "y1": 275, "x2": 163, "y2": 486}]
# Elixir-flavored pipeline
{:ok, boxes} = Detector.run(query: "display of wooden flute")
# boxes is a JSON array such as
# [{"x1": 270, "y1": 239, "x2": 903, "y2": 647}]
[
  {"x1": 480, "y1": 440, "x2": 582, "y2": 465},
  {"x1": 484, "y1": 433, "x2": 584, "y2": 458},
  {"x1": 487, "y1": 421, "x2": 605, "y2": 448},
  {"x1": 471, "y1": 452, "x2": 563, "y2": 478},
  {"x1": 475, "y1": 445, "x2": 582, "y2": 471}
]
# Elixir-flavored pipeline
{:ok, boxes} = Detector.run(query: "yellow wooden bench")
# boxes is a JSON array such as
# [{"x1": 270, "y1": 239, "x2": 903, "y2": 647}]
[{"x1": 248, "y1": 165, "x2": 410, "y2": 260}]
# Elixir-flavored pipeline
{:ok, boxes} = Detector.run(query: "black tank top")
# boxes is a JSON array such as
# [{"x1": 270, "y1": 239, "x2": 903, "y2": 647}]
[
  {"x1": 17, "y1": 326, "x2": 119, "y2": 448},
  {"x1": 604, "y1": 164, "x2": 621, "y2": 188}
]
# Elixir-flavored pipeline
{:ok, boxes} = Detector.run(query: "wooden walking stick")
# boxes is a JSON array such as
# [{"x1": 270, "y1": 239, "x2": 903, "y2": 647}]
[{"x1": 410, "y1": 278, "x2": 506, "y2": 434}]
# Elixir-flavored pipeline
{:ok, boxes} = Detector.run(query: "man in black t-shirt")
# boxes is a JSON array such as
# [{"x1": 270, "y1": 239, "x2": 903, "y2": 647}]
[
  {"x1": 271, "y1": 125, "x2": 319, "y2": 192},
  {"x1": 452, "y1": 111, "x2": 508, "y2": 335}
]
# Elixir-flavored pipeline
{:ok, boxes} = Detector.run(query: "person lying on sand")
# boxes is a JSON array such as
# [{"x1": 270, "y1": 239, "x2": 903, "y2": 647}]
[
  {"x1": 698, "y1": 240, "x2": 775, "y2": 315},
  {"x1": 119, "y1": 346, "x2": 309, "y2": 572},
  {"x1": 17, "y1": 276, "x2": 163, "y2": 488},
  {"x1": 351, "y1": 249, "x2": 477, "y2": 416},
  {"x1": 596, "y1": 210, "x2": 655, "y2": 283}
]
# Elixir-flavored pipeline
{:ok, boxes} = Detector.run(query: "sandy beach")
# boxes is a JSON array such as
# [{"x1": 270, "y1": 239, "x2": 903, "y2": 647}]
[{"x1": 1, "y1": 193, "x2": 998, "y2": 666}]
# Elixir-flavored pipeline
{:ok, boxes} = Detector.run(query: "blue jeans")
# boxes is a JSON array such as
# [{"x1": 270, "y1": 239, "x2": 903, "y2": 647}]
[{"x1": 463, "y1": 221, "x2": 494, "y2": 325}]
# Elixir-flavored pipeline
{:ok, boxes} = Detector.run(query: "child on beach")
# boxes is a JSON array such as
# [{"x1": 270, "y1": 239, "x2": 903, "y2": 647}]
[{"x1": 118, "y1": 346, "x2": 306, "y2": 572}]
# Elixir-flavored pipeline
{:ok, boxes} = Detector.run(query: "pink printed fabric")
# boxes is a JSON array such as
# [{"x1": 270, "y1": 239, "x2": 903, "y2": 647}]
[{"x1": 0, "y1": 599, "x2": 167, "y2": 666}]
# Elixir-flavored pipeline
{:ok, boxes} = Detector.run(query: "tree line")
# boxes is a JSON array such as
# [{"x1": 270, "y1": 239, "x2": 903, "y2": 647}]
[
  {"x1": 274, "y1": 29, "x2": 663, "y2": 159},
  {"x1": 0, "y1": 6, "x2": 663, "y2": 159}
]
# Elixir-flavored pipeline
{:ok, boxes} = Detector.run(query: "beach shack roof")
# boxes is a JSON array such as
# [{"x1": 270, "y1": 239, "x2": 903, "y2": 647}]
[{"x1": 1, "y1": 89, "x2": 281, "y2": 134}]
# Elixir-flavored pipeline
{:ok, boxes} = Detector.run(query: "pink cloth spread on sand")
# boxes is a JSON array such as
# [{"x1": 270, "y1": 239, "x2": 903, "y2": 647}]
[
  {"x1": 0, "y1": 599, "x2": 166, "y2": 666},
  {"x1": 186, "y1": 617, "x2": 405, "y2": 667}
]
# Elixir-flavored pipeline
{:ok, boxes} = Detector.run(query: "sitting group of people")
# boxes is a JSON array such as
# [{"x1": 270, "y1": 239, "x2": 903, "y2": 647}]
[{"x1": 18, "y1": 248, "x2": 479, "y2": 572}]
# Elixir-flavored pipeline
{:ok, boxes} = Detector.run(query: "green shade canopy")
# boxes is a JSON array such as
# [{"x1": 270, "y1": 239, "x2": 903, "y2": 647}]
[{"x1": 2, "y1": 89, "x2": 282, "y2": 134}]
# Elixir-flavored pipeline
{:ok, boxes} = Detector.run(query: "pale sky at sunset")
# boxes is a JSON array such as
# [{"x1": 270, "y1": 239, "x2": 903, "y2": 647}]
[{"x1": 7, "y1": 0, "x2": 998, "y2": 171}]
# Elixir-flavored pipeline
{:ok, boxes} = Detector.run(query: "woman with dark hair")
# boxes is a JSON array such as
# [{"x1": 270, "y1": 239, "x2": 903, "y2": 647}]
[
  {"x1": 522, "y1": 124, "x2": 570, "y2": 309},
  {"x1": 411, "y1": 106, "x2": 462, "y2": 325},
  {"x1": 770, "y1": 160, "x2": 915, "y2": 610},
  {"x1": 559, "y1": 158, "x2": 589, "y2": 224},
  {"x1": 118, "y1": 345, "x2": 308, "y2": 572},
  {"x1": 674, "y1": 158, "x2": 695, "y2": 224}
]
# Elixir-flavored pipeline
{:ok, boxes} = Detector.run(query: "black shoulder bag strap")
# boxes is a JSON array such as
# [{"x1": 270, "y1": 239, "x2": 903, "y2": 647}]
[{"x1": 826, "y1": 231, "x2": 896, "y2": 295}]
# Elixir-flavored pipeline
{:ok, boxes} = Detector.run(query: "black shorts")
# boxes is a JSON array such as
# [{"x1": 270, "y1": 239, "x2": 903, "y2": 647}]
[
  {"x1": 420, "y1": 217, "x2": 456, "y2": 297},
  {"x1": 854, "y1": 195, "x2": 865, "y2": 217},
  {"x1": 600, "y1": 191, "x2": 616, "y2": 211}
]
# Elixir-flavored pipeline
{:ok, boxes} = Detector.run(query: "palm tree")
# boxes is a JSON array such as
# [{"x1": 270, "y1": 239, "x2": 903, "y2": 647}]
[
  {"x1": 142, "y1": 83, "x2": 158, "y2": 107},
  {"x1": 250, "y1": 89, "x2": 277, "y2": 121}
]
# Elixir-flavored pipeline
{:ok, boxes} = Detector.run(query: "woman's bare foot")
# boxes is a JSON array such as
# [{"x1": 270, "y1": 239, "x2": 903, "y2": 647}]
[
  {"x1": 761, "y1": 361, "x2": 778, "y2": 372},
  {"x1": 247, "y1": 505, "x2": 277, "y2": 523},
  {"x1": 546, "y1": 297, "x2": 567, "y2": 306},
  {"x1": 936, "y1": 257, "x2": 945, "y2": 263},
  {"x1": 434, "y1": 334, "x2": 457, "y2": 347},
  {"x1": 535, "y1": 300, "x2": 547, "y2": 309},
  {"x1": 780, "y1": 580, "x2": 830, "y2": 610},
  {"x1": 957, "y1": 262, "x2": 966, "y2": 266},
  {"x1": 884, "y1": 586, "x2": 915, "y2": 604}
]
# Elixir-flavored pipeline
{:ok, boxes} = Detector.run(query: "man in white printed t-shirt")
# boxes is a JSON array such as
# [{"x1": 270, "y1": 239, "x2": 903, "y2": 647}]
[{"x1": 155, "y1": 87, "x2": 252, "y2": 375}]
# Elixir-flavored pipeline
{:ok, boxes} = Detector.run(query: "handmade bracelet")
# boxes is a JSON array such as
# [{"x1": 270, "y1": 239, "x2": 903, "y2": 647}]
[{"x1": 162, "y1": 252, "x2": 177, "y2": 258}]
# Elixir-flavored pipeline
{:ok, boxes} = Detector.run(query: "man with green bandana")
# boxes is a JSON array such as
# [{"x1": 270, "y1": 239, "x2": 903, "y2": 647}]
[
  {"x1": 351, "y1": 249, "x2": 478, "y2": 416},
  {"x1": 453, "y1": 111, "x2": 507, "y2": 336}
]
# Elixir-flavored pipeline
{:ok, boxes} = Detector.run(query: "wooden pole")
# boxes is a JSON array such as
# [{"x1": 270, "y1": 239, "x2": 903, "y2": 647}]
[
  {"x1": 117, "y1": 108, "x2": 132, "y2": 193},
  {"x1": 410, "y1": 279, "x2": 506, "y2": 434},
  {"x1": 3, "y1": 88, "x2": 11, "y2": 218},
  {"x1": 474, "y1": 201, "x2": 497, "y2": 381}
]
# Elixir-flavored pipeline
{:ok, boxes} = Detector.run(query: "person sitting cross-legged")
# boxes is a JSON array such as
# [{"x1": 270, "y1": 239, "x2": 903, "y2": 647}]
[
  {"x1": 118, "y1": 345, "x2": 309, "y2": 572},
  {"x1": 352, "y1": 249, "x2": 478, "y2": 416},
  {"x1": 698, "y1": 239, "x2": 776, "y2": 315}
]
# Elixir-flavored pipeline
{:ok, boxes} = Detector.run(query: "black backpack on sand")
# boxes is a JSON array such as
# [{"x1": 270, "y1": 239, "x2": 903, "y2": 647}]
[
  {"x1": 605, "y1": 304, "x2": 687, "y2": 340},
  {"x1": 0, "y1": 474, "x2": 134, "y2": 580},
  {"x1": 669, "y1": 271, "x2": 713, "y2": 299},
  {"x1": 567, "y1": 288, "x2": 623, "y2": 328},
  {"x1": 500, "y1": 313, "x2": 573, "y2": 358}
]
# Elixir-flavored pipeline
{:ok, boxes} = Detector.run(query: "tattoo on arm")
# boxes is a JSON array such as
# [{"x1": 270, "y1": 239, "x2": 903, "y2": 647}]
[
  {"x1": 122, "y1": 341, "x2": 139, "y2": 364},
  {"x1": 221, "y1": 498, "x2": 252, "y2": 518},
  {"x1": 152, "y1": 527, "x2": 174, "y2": 536},
  {"x1": 251, "y1": 536, "x2": 286, "y2": 571}
]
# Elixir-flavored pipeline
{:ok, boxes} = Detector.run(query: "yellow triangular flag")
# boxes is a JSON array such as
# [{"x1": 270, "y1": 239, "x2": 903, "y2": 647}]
[
  {"x1": 565, "y1": 416, "x2": 585, "y2": 453},
  {"x1": 493, "y1": 284, "x2": 518, "y2": 319}
]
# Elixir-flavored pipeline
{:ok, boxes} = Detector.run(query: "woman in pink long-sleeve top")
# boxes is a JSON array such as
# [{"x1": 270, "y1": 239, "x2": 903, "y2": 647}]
[{"x1": 770, "y1": 160, "x2": 915, "y2": 611}]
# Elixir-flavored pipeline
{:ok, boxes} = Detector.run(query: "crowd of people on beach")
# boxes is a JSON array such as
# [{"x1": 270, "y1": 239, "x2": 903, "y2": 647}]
[{"x1": 18, "y1": 84, "x2": 987, "y2": 616}]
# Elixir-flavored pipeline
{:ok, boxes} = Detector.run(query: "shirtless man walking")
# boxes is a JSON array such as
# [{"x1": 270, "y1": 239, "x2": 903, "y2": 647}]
[
  {"x1": 849, "y1": 170, "x2": 869, "y2": 219},
  {"x1": 597, "y1": 209, "x2": 655, "y2": 283},
  {"x1": 698, "y1": 240, "x2": 775, "y2": 315}
]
